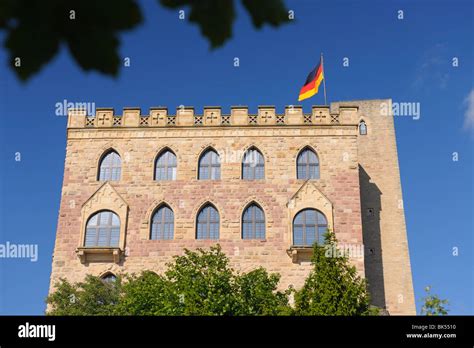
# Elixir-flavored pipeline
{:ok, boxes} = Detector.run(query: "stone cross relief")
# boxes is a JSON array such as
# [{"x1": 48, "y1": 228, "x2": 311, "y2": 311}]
[
  {"x1": 261, "y1": 111, "x2": 272, "y2": 123},
  {"x1": 151, "y1": 112, "x2": 162, "y2": 125},
  {"x1": 97, "y1": 113, "x2": 110, "y2": 125},
  {"x1": 315, "y1": 111, "x2": 326, "y2": 122},
  {"x1": 207, "y1": 112, "x2": 219, "y2": 124}
]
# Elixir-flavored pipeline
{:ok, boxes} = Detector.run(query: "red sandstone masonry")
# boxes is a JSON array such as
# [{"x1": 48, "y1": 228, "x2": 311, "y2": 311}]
[
  {"x1": 51, "y1": 128, "x2": 362, "y2": 291},
  {"x1": 49, "y1": 102, "x2": 415, "y2": 315}
]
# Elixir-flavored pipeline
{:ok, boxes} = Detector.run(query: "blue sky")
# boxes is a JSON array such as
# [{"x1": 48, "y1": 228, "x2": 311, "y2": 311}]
[{"x1": 0, "y1": 0, "x2": 472, "y2": 314}]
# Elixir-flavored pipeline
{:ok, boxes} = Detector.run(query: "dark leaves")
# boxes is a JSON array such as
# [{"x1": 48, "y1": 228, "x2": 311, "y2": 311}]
[
  {"x1": 241, "y1": 0, "x2": 290, "y2": 28},
  {"x1": 160, "y1": 0, "x2": 290, "y2": 48},
  {"x1": 160, "y1": 0, "x2": 235, "y2": 49},
  {"x1": 0, "y1": 0, "x2": 142, "y2": 81},
  {"x1": 1, "y1": 0, "x2": 289, "y2": 80}
]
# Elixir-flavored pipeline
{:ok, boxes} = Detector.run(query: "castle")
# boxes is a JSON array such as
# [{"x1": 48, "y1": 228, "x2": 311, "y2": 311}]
[{"x1": 49, "y1": 99, "x2": 416, "y2": 314}]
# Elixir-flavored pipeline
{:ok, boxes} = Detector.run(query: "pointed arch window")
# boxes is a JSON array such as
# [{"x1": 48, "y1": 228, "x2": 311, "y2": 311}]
[
  {"x1": 84, "y1": 210, "x2": 120, "y2": 247},
  {"x1": 198, "y1": 149, "x2": 220, "y2": 180},
  {"x1": 293, "y1": 209, "x2": 327, "y2": 246},
  {"x1": 242, "y1": 148, "x2": 264, "y2": 180},
  {"x1": 242, "y1": 204, "x2": 265, "y2": 239},
  {"x1": 359, "y1": 121, "x2": 367, "y2": 135},
  {"x1": 196, "y1": 204, "x2": 219, "y2": 239},
  {"x1": 98, "y1": 150, "x2": 121, "y2": 181},
  {"x1": 297, "y1": 148, "x2": 319, "y2": 179},
  {"x1": 155, "y1": 150, "x2": 177, "y2": 180},
  {"x1": 151, "y1": 205, "x2": 174, "y2": 240},
  {"x1": 101, "y1": 273, "x2": 117, "y2": 283}
]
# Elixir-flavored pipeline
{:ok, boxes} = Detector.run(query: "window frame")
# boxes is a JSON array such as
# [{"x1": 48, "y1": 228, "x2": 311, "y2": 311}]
[
  {"x1": 292, "y1": 208, "x2": 328, "y2": 247},
  {"x1": 198, "y1": 148, "x2": 221, "y2": 180},
  {"x1": 296, "y1": 147, "x2": 320, "y2": 180},
  {"x1": 98, "y1": 150, "x2": 122, "y2": 181},
  {"x1": 150, "y1": 204, "x2": 174, "y2": 240},
  {"x1": 242, "y1": 203, "x2": 266, "y2": 239},
  {"x1": 101, "y1": 273, "x2": 117, "y2": 283},
  {"x1": 242, "y1": 147, "x2": 265, "y2": 180},
  {"x1": 359, "y1": 120, "x2": 367, "y2": 135},
  {"x1": 84, "y1": 210, "x2": 121, "y2": 248},
  {"x1": 154, "y1": 149, "x2": 177, "y2": 181},
  {"x1": 196, "y1": 204, "x2": 220, "y2": 239}
]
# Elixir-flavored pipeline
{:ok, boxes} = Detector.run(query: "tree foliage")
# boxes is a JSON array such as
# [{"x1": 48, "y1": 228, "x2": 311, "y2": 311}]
[
  {"x1": 294, "y1": 231, "x2": 372, "y2": 315},
  {"x1": 46, "y1": 274, "x2": 122, "y2": 316},
  {"x1": 0, "y1": 0, "x2": 290, "y2": 81},
  {"x1": 234, "y1": 268, "x2": 292, "y2": 316},
  {"x1": 165, "y1": 245, "x2": 236, "y2": 315},
  {"x1": 116, "y1": 271, "x2": 178, "y2": 315},
  {"x1": 0, "y1": 0, "x2": 142, "y2": 81},
  {"x1": 47, "y1": 239, "x2": 378, "y2": 316},
  {"x1": 420, "y1": 286, "x2": 449, "y2": 316},
  {"x1": 47, "y1": 245, "x2": 290, "y2": 316}
]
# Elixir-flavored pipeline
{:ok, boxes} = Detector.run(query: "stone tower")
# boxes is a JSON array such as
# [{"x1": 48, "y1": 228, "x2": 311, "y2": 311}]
[
  {"x1": 49, "y1": 99, "x2": 415, "y2": 314},
  {"x1": 333, "y1": 100, "x2": 416, "y2": 314}
]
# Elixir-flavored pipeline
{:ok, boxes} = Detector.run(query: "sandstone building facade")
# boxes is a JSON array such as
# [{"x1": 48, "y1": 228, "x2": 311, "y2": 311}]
[{"x1": 49, "y1": 99, "x2": 416, "y2": 315}]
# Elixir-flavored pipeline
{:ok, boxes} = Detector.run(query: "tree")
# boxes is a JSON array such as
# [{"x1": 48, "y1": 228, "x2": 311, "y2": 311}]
[
  {"x1": 294, "y1": 230, "x2": 372, "y2": 315},
  {"x1": 46, "y1": 274, "x2": 121, "y2": 315},
  {"x1": 47, "y1": 245, "x2": 291, "y2": 316},
  {"x1": 115, "y1": 271, "x2": 179, "y2": 315},
  {"x1": 0, "y1": 0, "x2": 290, "y2": 81},
  {"x1": 47, "y1": 242, "x2": 376, "y2": 316},
  {"x1": 234, "y1": 267, "x2": 292, "y2": 316},
  {"x1": 161, "y1": 245, "x2": 238, "y2": 315},
  {"x1": 420, "y1": 286, "x2": 449, "y2": 316}
]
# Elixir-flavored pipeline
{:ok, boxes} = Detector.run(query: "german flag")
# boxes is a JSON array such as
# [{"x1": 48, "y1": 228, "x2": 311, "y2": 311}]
[{"x1": 298, "y1": 60, "x2": 324, "y2": 101}]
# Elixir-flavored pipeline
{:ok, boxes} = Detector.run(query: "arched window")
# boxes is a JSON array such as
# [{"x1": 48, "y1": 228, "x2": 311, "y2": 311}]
[
  {"x1": 196, "y1": 204, "x2": 219, "y2": 239},
  {"x1": 242, "y1": 204, "x2": 265, "y2": 239},
  {"x1": 242, "y1": 148, "x2": 264, "y2": 180},
  {"x1": 84, "y1": 210, "x2": 120, "y2": 247},
  {"x1": 198, "y1": 149, "x2": 220, "y2": 180},
  {"x1": 155, "y1": 149, "x2": 177, "y2": 180},
  {"x1": 293, "y1": 209, "x2": 327, "y2": 246},
  {"x1": 297, "y1": 148, "x2": 319, "y2": 179},
  {"x1": 151, "y1": 205, "x2": 174, "y2": 240},
  {"x1": 101, "y1": 273, "x2": 117, "y2": 283},
  {"x1": 359, "y1": 121, "x2": 367, "y2": 135},
  {"x1": 98, "y1": 150, "x2": 121, "y2": 181}
]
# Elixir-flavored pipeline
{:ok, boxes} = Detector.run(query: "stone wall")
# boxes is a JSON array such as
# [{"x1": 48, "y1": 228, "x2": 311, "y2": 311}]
[
  {"x1": 49, "y1": 101, "x2": 415, "y2": 315},
  {"x1": 332, "y1": 100, "x2": 416, "y2": 314}
]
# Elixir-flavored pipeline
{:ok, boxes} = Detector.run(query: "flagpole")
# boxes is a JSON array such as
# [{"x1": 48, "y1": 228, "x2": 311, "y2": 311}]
[{"x1": 321, "y1": 52, "x2": 327, "y2": 105}]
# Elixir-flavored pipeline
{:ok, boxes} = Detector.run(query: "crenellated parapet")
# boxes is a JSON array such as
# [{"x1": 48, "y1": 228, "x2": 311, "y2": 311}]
[{"x1": 67, "y1": 104, "x2": 360, "y2": 129}]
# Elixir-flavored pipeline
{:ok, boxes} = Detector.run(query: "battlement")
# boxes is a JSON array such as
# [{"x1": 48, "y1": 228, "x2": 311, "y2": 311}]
[
  {"x1": 53, "y1": 98, "x2": 416, "y2": 315},
  {"x1": 67, "y1": 104, "x2": 361, "y2": 128}
]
